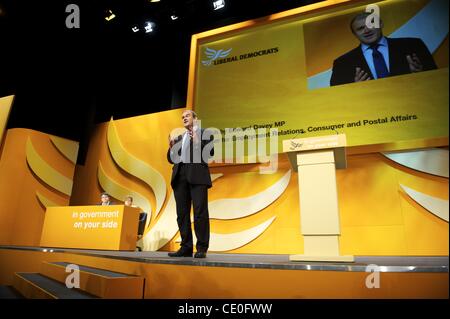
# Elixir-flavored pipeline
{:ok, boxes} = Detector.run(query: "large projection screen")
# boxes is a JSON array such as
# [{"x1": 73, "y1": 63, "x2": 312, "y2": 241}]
[{"x1": 189, "y1": 0, "x2": 448, "y2": 154}]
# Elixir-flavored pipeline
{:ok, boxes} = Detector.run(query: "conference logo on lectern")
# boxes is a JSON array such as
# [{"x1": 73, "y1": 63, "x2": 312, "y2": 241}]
[
  {"x1": 201, "y1": 46, "x2": 279, "y2": 67},
  {"x1": 289, "y1": 140, "x2": 303, "y2": 151}
]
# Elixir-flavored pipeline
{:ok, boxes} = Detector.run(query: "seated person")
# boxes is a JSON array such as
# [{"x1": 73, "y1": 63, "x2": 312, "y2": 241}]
[
  {"x1": 99, "y1": 192, "x2": 114, "y2": 206},
  {"x1": 124, "y1": 195, "x2": 137, "y2": 208},
  {"x1": 124, "y1": 195, "x2": 147, "y2": 251}
]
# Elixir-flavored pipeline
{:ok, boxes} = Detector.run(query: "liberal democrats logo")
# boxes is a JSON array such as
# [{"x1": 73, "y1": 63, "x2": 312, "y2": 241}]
[
  {"x1": 201, "y1": 47, "x2": 232, "y2": 66},
  {"x1": 201, "y1": 46, "x2": 279, "y2": 67}
]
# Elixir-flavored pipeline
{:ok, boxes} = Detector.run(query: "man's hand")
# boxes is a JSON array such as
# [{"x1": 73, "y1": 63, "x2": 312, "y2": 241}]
[
  {"x1": 407, "y1": 53, "x2": 423, "y2": 72},
  {"x1": 168, "y1": 134, "x2": 176, "y2": 148},
  {"x1": 354, "y1": 67, "x2": 371, "y2": 82}
]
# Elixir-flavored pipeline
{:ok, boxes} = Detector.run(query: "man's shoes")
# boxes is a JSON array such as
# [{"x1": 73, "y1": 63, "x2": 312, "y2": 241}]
[
  {"x1": 194, "y1": 251, "x2": 207, "y2": 258},
  {"x1": 168, "y1": 249, "x2": 193, "y2": 257}
]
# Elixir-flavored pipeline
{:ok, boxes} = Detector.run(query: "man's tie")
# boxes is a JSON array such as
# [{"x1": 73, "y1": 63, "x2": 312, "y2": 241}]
[{"x1": 371, "y1": 44, "x2": 389, "y2": 79}]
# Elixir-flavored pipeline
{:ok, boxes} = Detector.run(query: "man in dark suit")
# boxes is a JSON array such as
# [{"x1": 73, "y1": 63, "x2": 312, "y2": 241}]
[
  {"x1": 99, "y1": 192, "x2": 114, "y2": 206},
  {"x1": 330, "y1": 12, "x2": 437, "y2": 86},
  {"x1": 167, "y1": 110, "x2": 214, "y2": 258}
]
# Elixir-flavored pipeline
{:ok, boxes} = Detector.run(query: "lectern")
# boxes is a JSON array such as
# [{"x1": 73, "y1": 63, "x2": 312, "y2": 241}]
[
  {"x1": 282, "y1": 134, "x2": 354, "y2": 262},
  {"x1": 40, "y1": 205, "x2": 141, "y2": 250}
]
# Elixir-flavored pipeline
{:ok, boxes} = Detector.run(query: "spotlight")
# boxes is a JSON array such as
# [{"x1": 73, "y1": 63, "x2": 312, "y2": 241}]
[
  {"x1": 170, "y1": 14, "x2": 178, "y2": 20},
  {"x1": 213, "y1": 0, "x2": 225, "y2": 10},
  {"x1": 144, "y1": 22, "x2": 155, "y2": 33},
  {"x1": 105, "y1": 10, "x2": 116, "y2": 21},
  {"x1": 132, "y1": 25, "x2": 140, "y2": 32},
  {"x1": 149, "y1": 0, "x2": 161, "y2": 2}
]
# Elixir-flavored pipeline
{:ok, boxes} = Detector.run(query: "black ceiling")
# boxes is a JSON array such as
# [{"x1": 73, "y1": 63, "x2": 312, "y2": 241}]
[{"x1": 0, "y1": 0, "x2": 321, "y2": 145}]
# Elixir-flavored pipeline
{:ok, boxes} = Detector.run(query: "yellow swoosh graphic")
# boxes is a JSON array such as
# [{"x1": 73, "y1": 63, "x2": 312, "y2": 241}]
[
  {"x1": 401, "y1": 184, "x2": 449, "y2": 222},
  {"x1": 211, "y1": 173, "x2": 223, "y2": 181},
  {"x1": 382, "y1": 149, "x2": 449, "y2": 178},
  {"x1": 98, "y1": 161, "x2": 152, "y2": 217},
  {"x1": 107, "y1": 119, "x2": 166, "y2": 216},
  {"x1": 176, "y1": 216, "x2": 277, "y2": 251},
  {"x1": 143, "y1": 192, "x2": 178, "y2": 251},
  {"x1": 209, "y1": 170, "x2": 291, "y2": 219},
  {"x1": 50, "y1": 136, "x2": 79, "y2": 164},
  {"x1": 36, "y1": 191, "x2": 62, "y2": 208},
  {"x1": 26, "y1": 137, "x2": 73, "y2": 196}
]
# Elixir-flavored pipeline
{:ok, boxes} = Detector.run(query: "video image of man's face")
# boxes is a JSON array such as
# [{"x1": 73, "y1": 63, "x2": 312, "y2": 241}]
[{"x1": 351, "y1": 16, "x2": 383, "y2": 45}]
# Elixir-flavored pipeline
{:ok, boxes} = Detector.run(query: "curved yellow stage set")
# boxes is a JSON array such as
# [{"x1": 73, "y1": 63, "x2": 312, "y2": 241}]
[
  {"x1": 66, "y1": 110, "x2": 448, "y2": 256},
  {"x1": 0, "y1": 128, "x2": 79, "y2": 246}
]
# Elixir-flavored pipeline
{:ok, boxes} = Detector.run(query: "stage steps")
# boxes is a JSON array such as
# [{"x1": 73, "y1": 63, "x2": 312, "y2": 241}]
[
  {"x1": 13, "y1": 261, "x2": 145, "y2": 299},
  {"x1": 13, "y1": 273, "x2": 97, "y2": 299},
  {"x1": 0, "y1": 285, "x2": 24, "y2": 299}
]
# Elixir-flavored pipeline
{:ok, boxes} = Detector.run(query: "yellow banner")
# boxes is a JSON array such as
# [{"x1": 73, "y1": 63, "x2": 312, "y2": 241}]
[{"x1": 40, "y1": 205, "x2": 141, "y2": 250}]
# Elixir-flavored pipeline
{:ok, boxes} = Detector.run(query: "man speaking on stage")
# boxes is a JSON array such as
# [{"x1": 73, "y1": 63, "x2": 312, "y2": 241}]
[{"x1": 167, "y1": 110, "x2": 215, "y2": 258}]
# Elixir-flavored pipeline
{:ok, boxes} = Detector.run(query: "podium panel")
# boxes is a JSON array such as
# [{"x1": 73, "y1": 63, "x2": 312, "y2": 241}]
[
  {"x1": 283, "y1": 134, "x2": 354, "y2": 262},
  {"x1": 298, "y1": 161, "x2": 340, "y2": 235},
  {"x1": 40, "y1": 205, "x2": 140, "y2": 250}
]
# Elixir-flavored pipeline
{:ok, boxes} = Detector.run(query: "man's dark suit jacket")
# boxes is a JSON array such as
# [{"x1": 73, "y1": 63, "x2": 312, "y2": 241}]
[
  {"x1": 99, "y1": 201, "x2": 114, "y2": 206},
  {"x1": 330, "y1": 37, "x2": 437, "y2": 86},
  {"x1": 167, "y1": 128, "x2": 214, "y2": 188}
]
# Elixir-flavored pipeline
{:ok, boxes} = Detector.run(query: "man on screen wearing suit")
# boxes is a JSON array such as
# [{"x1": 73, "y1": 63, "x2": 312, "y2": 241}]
[
  {"x1": 167, "y1": 110, "x2": 214, "y2": 258},
  {"x1": 330, "y1": 12, "x2": 437, "y2": 86}
]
